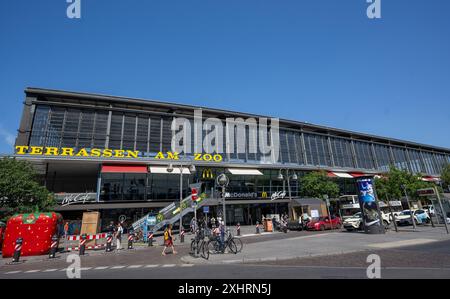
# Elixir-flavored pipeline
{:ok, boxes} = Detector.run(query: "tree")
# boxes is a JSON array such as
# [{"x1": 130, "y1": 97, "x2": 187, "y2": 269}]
[
  {"x1": 0, "y1": 158, "x2": 55, "y2": 221},
  {"x1": 441, "y1": 164, "x2": 450, "y2": 190},
  {"x1": 299, "y1": 171, "x2": 340, "y2": 199},
  {"x1": 374, "y1": 166, "x2": 434, "y2": 201}
]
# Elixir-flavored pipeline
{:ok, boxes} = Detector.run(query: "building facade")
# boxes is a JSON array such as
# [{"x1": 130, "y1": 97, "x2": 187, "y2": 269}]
[{"x1": 12, "y1": 88, "x2": 450, "y2": 230}]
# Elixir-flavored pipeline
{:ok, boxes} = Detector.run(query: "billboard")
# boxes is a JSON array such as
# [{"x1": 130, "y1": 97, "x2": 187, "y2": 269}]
[{"x1": 357, "y1": 178, "x2": 384, "y2": 234}]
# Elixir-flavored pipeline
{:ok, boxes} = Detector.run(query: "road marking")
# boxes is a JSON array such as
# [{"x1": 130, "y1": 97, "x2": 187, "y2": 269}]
[
  {"x1": 94, "y1": 266, "x2": 109, "y2": 270},
  {"x1": 128, "y1": 265, "x2": 143, "y2": 269},
  {"x1": 43, "y1": 269, "x2": 58, "y2": 272},
  {"x1": 80, "y1": 267, "x2": 92, "y2": 271},
  {"x1": 25, "y1": 270, "x2": 40, "y2": 273},
  {"x1": 145, "y1": 264, "x2": 159, "y2": 268},
  {"x1": 59, "y1": 268, "x2": 67, "y2": 272},
  {"x1": 161, "y1": 264, "x2": 176, "y2": 268},
  {"x1": 181, "y1": 264, "x2": 194, "y2": 267},
  {"x1": 111, "y1": 265, "x2": 126, "y2": 269},
  {"x1": 5, "y1": 271, "x2": 22, "y2": 274},
  {"x1": 368, "y1": 238, "x2": 437, "y2": 249}
]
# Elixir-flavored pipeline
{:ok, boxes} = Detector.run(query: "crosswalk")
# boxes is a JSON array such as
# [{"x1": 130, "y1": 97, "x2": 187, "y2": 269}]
[{"x1": 2, "y1": 263, "x2": 195, "y2": 275}]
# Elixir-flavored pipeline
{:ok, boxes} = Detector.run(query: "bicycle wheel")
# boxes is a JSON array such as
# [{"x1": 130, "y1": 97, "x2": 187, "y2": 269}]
[
  {"x1": 232, "y1": 237, "x2": 243, "y2": 253},
  {"x1": 190, "y1": 239, "x2": 198, "y2": 254},
  {"x1": 201, "y1": 241, "x2": 209, "y2": 260},
  {"x1": 227, "y1": 239, "x2": 238, "y2": 254},
  {"x1": 207, "y1": 239, "x2": 219, "y2": 255}
]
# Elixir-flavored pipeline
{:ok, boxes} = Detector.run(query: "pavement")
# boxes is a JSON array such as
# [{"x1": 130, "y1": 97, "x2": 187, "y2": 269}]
[{"x1": 2, "y1": 224, "x2": 450, "y2": 279}]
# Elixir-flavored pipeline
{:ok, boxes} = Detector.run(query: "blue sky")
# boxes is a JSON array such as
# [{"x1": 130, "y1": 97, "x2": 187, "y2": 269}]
[{"x1": 1, "y1": 0, "x2": 449, "y2": 154}]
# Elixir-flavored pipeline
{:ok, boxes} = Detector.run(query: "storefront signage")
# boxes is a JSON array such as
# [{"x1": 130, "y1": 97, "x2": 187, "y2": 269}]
[
  {"x1": 15, "y1": 146, "x2": 223, "y2": 162},
  {"x1": 271, "y1": 191, "x2": 286, "y2": 201},
  {"x1": 224, "y1": 192, "x2": 258, "y2": 199},
  {"x1": 56, "y1": 193, "x2": 97, "y2": 206},
  {"x1": 417, "y1": 188, "x2": 436, "y2": 197}
]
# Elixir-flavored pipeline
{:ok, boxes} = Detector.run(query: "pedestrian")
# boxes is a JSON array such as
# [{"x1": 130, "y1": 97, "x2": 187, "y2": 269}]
[
  {"x1": 64, "y1": 221, "x2": 69, "y2": 238},
  {"x1": 162, "y1": 224, "x2": 177, "y2": 256},
  {"x1": 115, "y1": 222, "x2": 123, "y2": 250}
]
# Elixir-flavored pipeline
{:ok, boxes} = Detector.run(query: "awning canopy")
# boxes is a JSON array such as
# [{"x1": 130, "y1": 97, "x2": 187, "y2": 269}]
[
  {"x1": 149, "y1": 166, "x2": 191, "y2": 174},
  {"x1": 421, "y1": 176, "x2": 441, "y2": 182},
  {"x1": 227, "y1": 168, "x2": 263, "y2": 176},
  {"x1": 327, "y1": 171, "x2": 375, "y2": 179},
  {"x1": 101, "y1": 165, "x2": 148, "y2": 173}
]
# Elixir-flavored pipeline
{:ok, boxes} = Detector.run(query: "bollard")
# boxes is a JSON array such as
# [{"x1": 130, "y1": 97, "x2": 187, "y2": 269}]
[
  {"x1": 49, "y1": 235, "x2": 59, "y2": 259},
  {"x1": 128, "y1": 232, "x2": 134, "y2": 250},
  {"x1": 12, "y1": 237, "x2": 23, "y2": 263},
  {"x1": 148, "y1": 232, "x2": 153, "y2": 247},
  {"x1": 106, "y1": 232, "x2": 113, "y2": 252},
  {"x1": 256, "y1": 221, "x2": 260, "y2": 234},
  {"x1": 79, "y1": 234, "x2": 87, "y2": 256},
  {"x1": 180, "y1": 227, "x2": 185, "y2": 243},
  {"x1": 236, "y1": 223, "x2": 241, "y2": 236}
]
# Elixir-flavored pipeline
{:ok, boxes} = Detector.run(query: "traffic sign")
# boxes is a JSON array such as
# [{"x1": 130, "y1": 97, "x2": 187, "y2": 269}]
[{"x1": 203, "y1": 206, "x2": 209, "y2": 214}]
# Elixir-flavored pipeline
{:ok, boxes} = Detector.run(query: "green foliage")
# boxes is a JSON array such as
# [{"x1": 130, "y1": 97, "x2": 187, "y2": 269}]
[
  {"x1": 441, "y1": 164, "x2": 450, "y2": 189},
  {"x1": 299, "y1": 171, "x2": 340, "y2": 199},
  {"x1": 374, "y1": 166, "x2": 434, "y2": 201},
  {"x1": 0, "y1": 158, "x2": 55, "y2": 221}
]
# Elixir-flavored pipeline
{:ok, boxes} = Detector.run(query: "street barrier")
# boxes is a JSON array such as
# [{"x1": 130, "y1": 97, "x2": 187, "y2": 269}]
[
  {"x1": 49, "y1": 235, "x2": 58, "y2": 259},
  {"x1": 106, "y1": 233, "x2": 113, "y2": 252},
  {"x1": 180, "y1": 227, "x2": 185, "y2": 243},
  {"x1": 236, "y1": 223, "x2": 241, "y2": 236},
  {"x1": 79, "y1": 234, "x2": 87, "y2": 256},
  {"x1": 66, "y1": 233, "x2": 108, "y2": 252},
  {"x1": 12, "y1": 237, "x2": 23, "y2": 263},
  {"x1": 128, "y1": 232, "x2": 134, "y2": 249},
  {"x1": 148, "y1": 232, "x2": 153, "y2": 247}
]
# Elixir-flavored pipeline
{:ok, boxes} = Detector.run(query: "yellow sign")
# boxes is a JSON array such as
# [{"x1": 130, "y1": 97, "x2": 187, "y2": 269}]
[
  {"x1": 261, "y1": 191, "x2": 268, "y2": 198},
  {"x1": 15, "y1": 146, "x2": 140, "y2": 158},
  {"x1": 202, "y1": 169, "x2": 214, "y2": 179}
]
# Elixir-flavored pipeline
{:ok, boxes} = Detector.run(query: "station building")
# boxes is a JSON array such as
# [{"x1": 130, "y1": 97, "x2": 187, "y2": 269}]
[{"x1": 12, "y1": 88, "x2": 450, "y2": 230}]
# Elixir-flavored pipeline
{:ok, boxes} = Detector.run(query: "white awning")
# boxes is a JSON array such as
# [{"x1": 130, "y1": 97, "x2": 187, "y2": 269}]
[
  {"x1": 149, "y1": 166, "x2": 191, "y2": 174},
  {"x1": 332, "y1": 172, "x2": 354, "y2": 178},
  {"x1": 227, "y1": 168, "x2": 263, "y2": 176}
]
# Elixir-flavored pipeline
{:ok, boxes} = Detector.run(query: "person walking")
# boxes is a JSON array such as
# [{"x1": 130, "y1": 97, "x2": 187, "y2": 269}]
[
  {"x1": 162, "y1": 224, "x2": 177, "y2": 256},
  {"x1": 115, "y1": 222, "x2": 123, "y2": 250}
]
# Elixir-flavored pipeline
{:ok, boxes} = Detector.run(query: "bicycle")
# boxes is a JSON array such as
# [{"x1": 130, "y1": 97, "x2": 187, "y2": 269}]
[
  {"x1": 190, "y1": 228, "x2": 209, "y2": 260},
  {"x1": 207, "y1": 229, "x2": 240, "y2": 255}
]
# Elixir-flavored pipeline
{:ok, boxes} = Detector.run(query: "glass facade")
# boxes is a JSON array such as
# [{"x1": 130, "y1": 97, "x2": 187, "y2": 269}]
[{"x1": 27, "y1": 104, "x2": 450, "y2": 176}]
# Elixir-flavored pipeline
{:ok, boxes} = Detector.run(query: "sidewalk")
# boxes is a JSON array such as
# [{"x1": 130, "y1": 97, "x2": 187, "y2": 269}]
[{"x1": 181, "y1": 226, "x2": 450, "y2": 265}]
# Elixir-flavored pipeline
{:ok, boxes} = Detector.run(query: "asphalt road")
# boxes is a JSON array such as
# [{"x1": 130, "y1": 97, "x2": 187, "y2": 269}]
[{"x1": 2, "y1": 238, "x2": 450, "y2": 279}]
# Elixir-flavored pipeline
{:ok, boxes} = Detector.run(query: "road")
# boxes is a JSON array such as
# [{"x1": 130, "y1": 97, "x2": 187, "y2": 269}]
[{"x1": 2, "y1": 237, "x2": 450, "y2": 279}]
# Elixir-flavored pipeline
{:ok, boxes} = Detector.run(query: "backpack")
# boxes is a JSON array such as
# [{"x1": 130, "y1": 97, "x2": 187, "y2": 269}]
[{"x1": 163, "y1": 229, "x2": 169, "y2": 241}]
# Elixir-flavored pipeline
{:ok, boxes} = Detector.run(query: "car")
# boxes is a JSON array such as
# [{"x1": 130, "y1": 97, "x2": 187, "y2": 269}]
[
  {"x1": 306, "y1": 216, "x2": 342, "y2": 231},
  {"x1": 422, "y1": 205, "x2": 436, "y2": 216},
  {"x1": 343, "y1": 212, "x2": 391, "y2": 232},
  {"x1": 395, "y1": 210, "x2": 430, "y2": 226}
]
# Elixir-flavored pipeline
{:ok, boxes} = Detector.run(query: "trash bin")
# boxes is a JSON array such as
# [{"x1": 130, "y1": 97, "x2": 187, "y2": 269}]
[{"x1": 264, "y1": 219, "x2": 273, "y2": 232}]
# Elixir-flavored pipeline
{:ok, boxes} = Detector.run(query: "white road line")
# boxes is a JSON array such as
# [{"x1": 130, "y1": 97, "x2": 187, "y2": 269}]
[
  {"x1": 145, "y1": 264, "x2": 159, "y2": 268},
  {"x1": 161, "y1": 264, "x2": 176, "y2": 268},
  {"x1": 128, "y1": 265, "x2": 143, "y2": 269},
  {"x1": 181, "y1": 264, "x2": 194, "y2": 267},
  {"x1": 111, "y1": 265, "x2": 126, "y2": 269},
  {"x1": 43, "y1": 269, "x2": 58, "y2": 272},
  {"x1": 59, "y1": 268, "x2": 67, "y2": 272},
  {"x1": 25, "y1": 270, "x2": 40, "y2": 273},
  {"x1": 80, "y1": 267, "x2": 92, "y2": 271},
  {"x1": 5, "y1": 271, "x2": 22, "y2": 274},
  {"x1": 94, "y1": 266, "x2": 109, "y2": 270}
]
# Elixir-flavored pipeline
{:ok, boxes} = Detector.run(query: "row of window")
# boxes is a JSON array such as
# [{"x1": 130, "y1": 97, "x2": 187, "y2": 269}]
[{"x1": 29, "y1": 105, "x2": 450, "y2": 175}]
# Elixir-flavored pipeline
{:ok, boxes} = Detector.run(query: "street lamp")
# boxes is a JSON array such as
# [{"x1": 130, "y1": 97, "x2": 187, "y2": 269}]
[
  {"x1": 216, "y1": 173, "x2": 229, "y2": 231},
  {"x1": 167, "y1": 162, "x2": 196, "y2": 241},
  {"x1": 278, "y1": 169, "x2": 298, "y2": 220}
]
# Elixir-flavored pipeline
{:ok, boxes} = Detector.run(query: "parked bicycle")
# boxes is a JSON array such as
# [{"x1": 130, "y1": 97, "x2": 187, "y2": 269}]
[
  {"x1": 190, "y1": 228, "x2": 209, "y2": 260},
  {"x1": 207, "y1": 228, "x2": 243, "y2": 255}
]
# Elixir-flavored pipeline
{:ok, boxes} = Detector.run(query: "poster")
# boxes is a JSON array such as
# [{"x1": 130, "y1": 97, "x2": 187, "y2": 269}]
[{"x1": 356, "y1": 178, "x2": 384, "y2": 234}]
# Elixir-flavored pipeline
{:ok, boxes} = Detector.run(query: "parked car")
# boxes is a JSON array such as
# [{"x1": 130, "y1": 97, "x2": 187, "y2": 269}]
[
  {"x1": 396, "y1": 210, "x2": 430, "y2": 226},
  {"x1": 422, "y1": 205, "x2": 436, "y2": 216},
  {"x1": 343, "y1": 212, "x2": 391, "y2": 232},
  {"x1": 306, "y1": 216, "x2": 341, "y2": 231}
]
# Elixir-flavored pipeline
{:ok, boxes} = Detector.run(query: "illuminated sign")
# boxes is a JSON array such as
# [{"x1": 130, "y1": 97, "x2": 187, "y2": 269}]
[{"x1": 202, "y1": 169, "x2": 214, "y2": 179}]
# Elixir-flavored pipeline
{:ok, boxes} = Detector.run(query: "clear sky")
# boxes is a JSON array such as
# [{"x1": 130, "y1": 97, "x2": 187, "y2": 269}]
[{"x1": 1, "y1": 0, "x2": 449, "y2": 154}]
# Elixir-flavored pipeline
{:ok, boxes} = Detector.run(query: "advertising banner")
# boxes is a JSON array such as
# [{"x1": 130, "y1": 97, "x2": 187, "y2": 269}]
[{"x1": 356, "y1": 178, "x2": 384, "y2": 234}]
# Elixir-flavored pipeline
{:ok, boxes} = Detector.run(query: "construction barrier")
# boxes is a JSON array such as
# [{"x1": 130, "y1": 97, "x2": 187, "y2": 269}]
[
  {"x1": 12, "y1": 238, "x2": 23, "y2": 263},
  {"x1": 66, "y1": 233, "x2": 108, "y2": 252}
]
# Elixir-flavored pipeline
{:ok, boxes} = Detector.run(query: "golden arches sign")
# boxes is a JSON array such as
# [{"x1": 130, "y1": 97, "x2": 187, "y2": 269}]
[
  {"x1": 202, "y1": 169, "x2": 214, "y2": 179},
  {"x1": 261, "y1": 192, "x2": 268, "y2": 198}
]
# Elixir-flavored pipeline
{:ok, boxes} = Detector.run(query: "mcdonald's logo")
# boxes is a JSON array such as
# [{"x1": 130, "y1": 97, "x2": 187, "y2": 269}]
[
  {"x1": 202, "y1": 169, "x2": 214, "y2": 180},
  {"x1": 261, "y1": 192, "x2": 268, "y2": 198}
]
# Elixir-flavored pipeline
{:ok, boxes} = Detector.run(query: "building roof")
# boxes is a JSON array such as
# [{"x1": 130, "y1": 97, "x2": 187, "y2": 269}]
[{"x1": 24, "y1": 87, "x2": 450, "y2": 154}]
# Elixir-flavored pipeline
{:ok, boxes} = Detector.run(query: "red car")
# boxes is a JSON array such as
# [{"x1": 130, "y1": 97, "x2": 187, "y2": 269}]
[{"x1": 306, "y1": 216, "x2": 342, "y2": 231}]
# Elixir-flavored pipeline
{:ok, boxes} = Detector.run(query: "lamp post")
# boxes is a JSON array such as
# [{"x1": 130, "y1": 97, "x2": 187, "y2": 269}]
[
  {"x1": 216, "y1": 173, "x2": 229, "y2": 231},
  {"x1": 278, "y1": 169, "x2": 298, "y2": 221},
  {"x1": 167, "y1": 163, "x2": 196, "y2": 241},
  {"x1": 401, "y1": 184, "x2": 416, "y2": 230}
]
